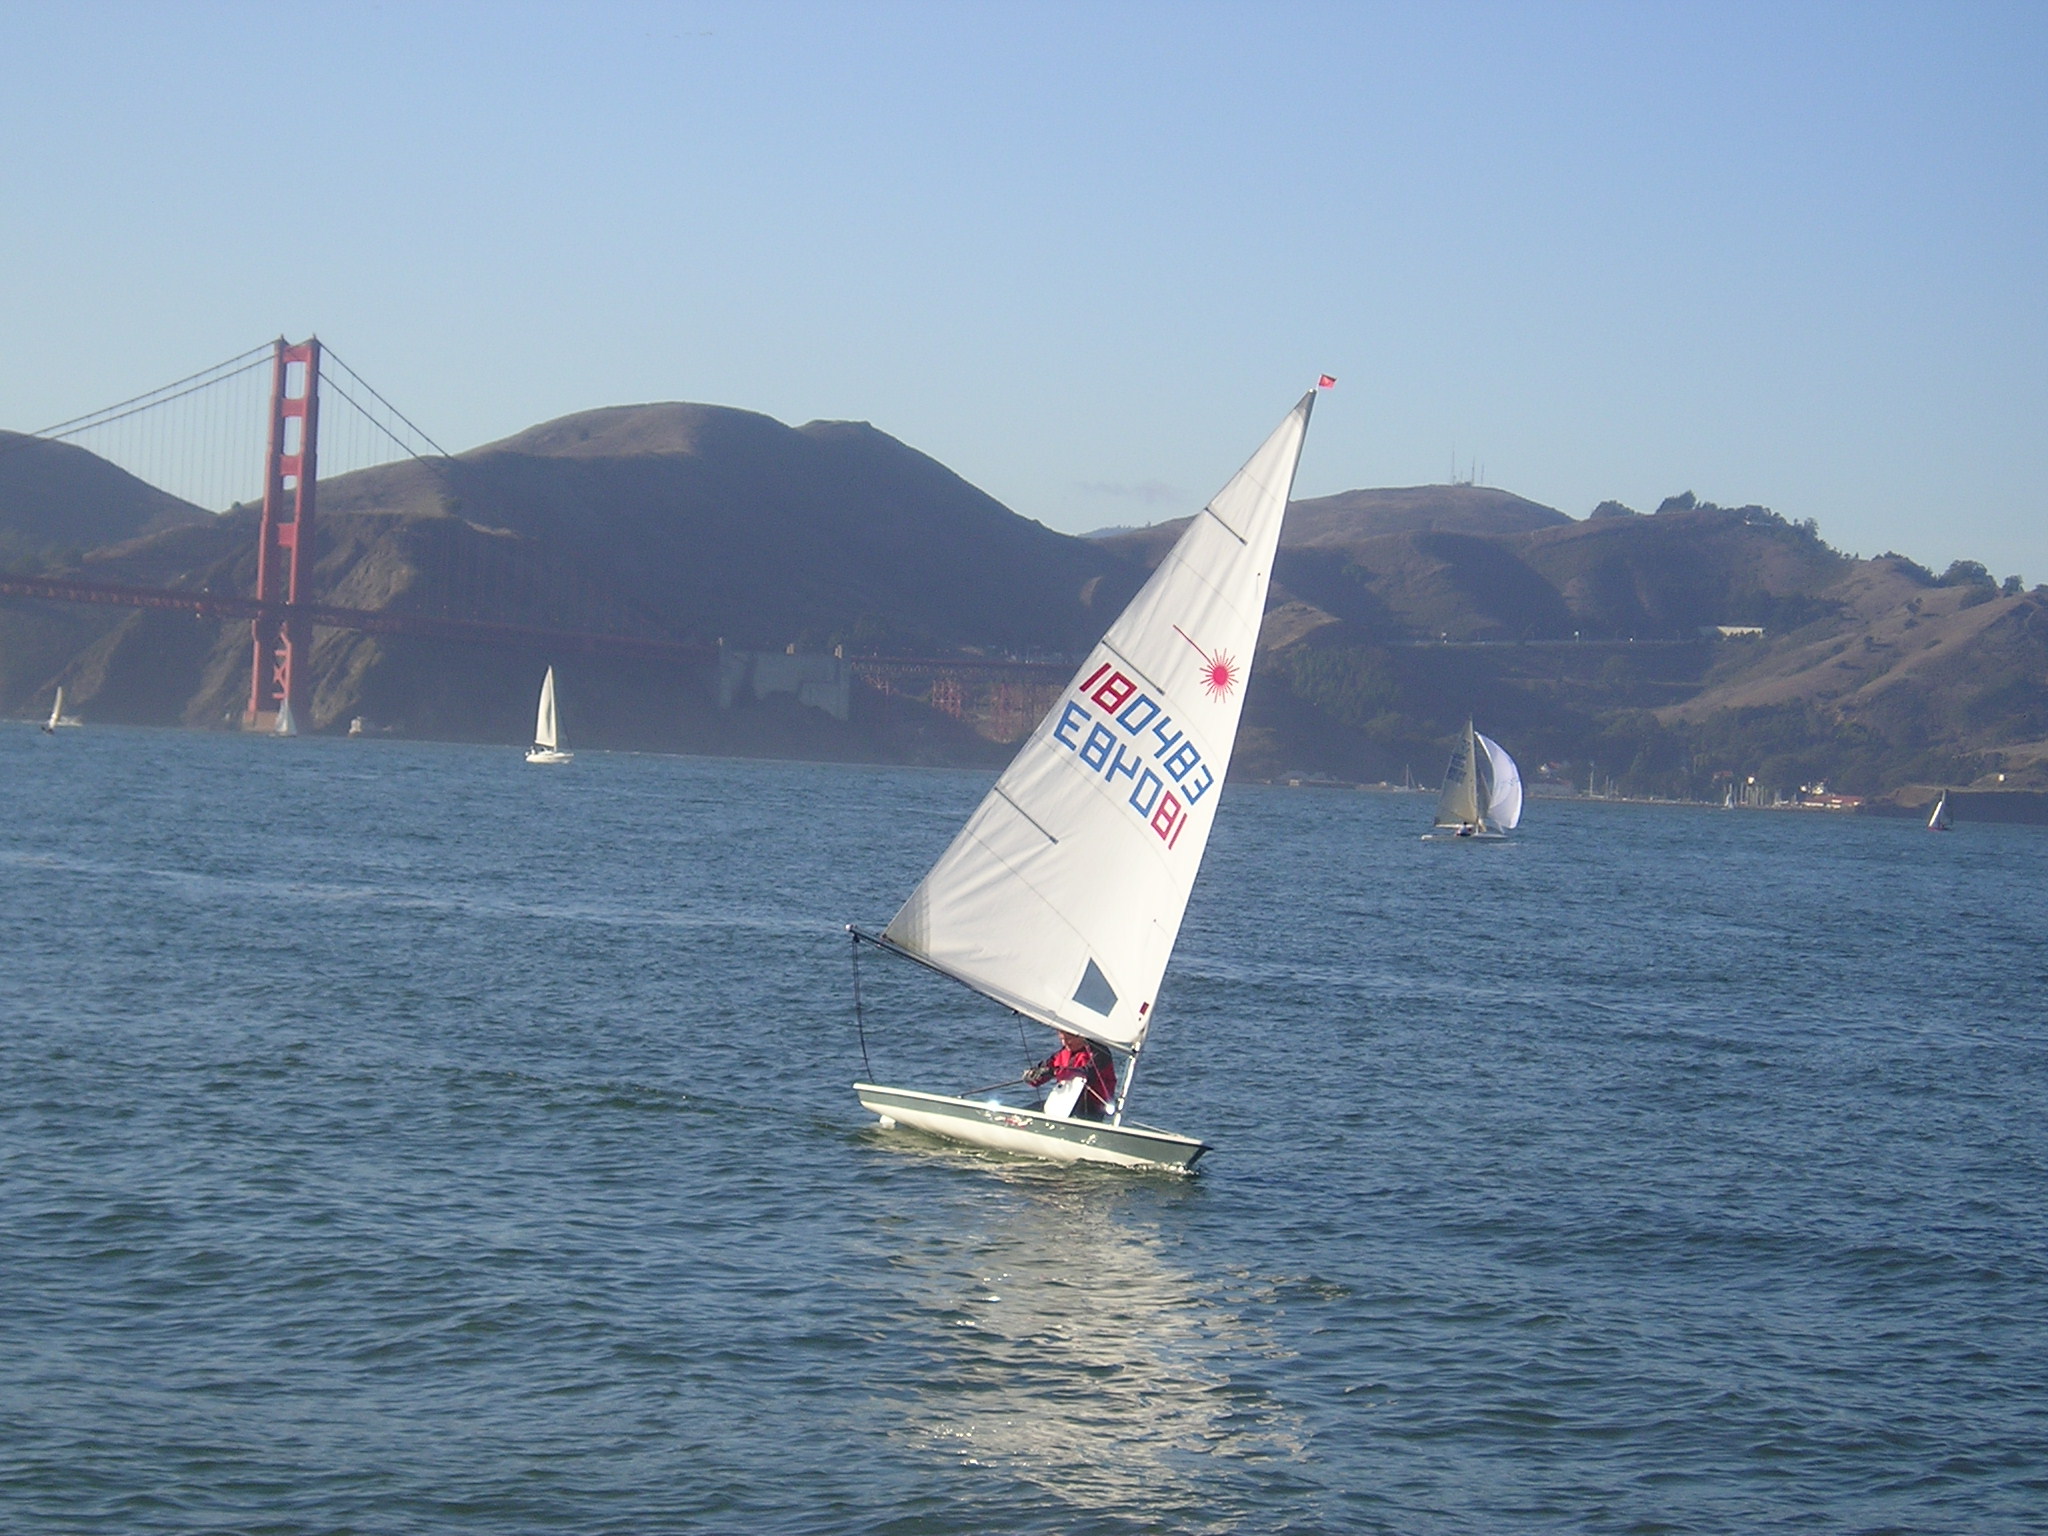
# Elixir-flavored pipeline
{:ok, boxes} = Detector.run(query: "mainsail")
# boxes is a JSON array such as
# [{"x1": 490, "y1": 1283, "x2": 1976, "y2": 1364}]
[
  {"x1": 534, "y1": 667, "x2": 559, "y2": 750},
  {"x1": 1477, "y1": 732, "x2": 1522, "y2": 831},
  {"x1": 1434, "y1": 720, "x2": 1481, "y2": 829},
  {"x1": 881, "y1": 393, "x2": 1316, "y2": 1052},
  {"x1": 46, "y1": 687, "x2": 63, "y2": 731}
]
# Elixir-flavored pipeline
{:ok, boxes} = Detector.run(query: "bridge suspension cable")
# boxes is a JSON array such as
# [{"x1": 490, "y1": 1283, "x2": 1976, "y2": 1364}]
[
  {"x1": 7, "y1": 338, "x2": 457, "y2": 515},
  {"x1": 315, "y1": 344, "x2": 451, "y2": 470},
  {"x1": 25, "y1": 342, "x2": 276, "y2": 444}
]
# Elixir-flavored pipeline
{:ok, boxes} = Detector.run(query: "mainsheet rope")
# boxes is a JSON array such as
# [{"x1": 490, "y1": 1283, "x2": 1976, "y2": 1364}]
[{"x1": 849, "y1": 927, "x2": 873, "y2": 1081}]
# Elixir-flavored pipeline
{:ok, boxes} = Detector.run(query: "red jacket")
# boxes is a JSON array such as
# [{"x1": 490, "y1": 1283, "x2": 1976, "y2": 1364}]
[{"x1": 1030, "y1": 1039, "x2": 1117, "y2": 1117}]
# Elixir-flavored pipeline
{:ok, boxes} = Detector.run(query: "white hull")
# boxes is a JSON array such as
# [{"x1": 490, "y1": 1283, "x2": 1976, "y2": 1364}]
[
  {"x1": 1421, "y1": 826, "x2": 1507, "y2": 841},
  {"x1": 855, "y1": 1083, "x2": 1207, "y2": 1171},
  {"x1": 525, "y1": 748, "x2": 573, "y2": 764}
]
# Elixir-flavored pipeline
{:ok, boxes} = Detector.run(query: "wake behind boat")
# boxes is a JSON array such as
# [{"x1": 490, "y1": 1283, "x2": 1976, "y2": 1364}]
[
  {"x1": 1423, "y1": 718, "x2": 1521, "y2": 839},
  {"x1": 526, "y1": 666, "x2": 572, "y2": 763},
  {"x1": 850, "y1": 386, "x2": 1324, "y2": 1171}
]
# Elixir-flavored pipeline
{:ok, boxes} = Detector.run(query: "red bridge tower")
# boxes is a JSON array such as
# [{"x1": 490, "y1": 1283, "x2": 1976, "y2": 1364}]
[{"x1": 245, "y1": 337, "x2": 321, "y2": 729}]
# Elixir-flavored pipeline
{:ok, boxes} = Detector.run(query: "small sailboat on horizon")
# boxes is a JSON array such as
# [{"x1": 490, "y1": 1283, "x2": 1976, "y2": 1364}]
[
  {"x1": 526, "y1": 666, "x2": 572, "y2": 763},
  {"x1": 1423, "y1": 719, "x2": 1521, "y2": 840},
  {"x1": 41, "y1": 686, "x2": 82, "y2": 733},
  {"x1": 849, "y1": 388, "x2": 1323, "y2": 1172},
  {"x1": 1928, "y1": 789, "x2": 1952, "y2": 831}
]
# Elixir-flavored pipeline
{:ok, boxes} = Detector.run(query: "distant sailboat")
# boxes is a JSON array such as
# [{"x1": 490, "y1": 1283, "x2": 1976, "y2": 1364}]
[
  {"x1": 274, "y1": 697, "x2": 298, "y2": 737},
  {"x1": 1928, "y1": 789, "x2": 1952, "y2": 832},
  {"x1": 1723, "y1": 783, "x2": 1735, "y2": 810},
  {"x1": 525, "y1": 666, "x2": 572, "y2": 763},
  {"x1": 42, "y1": 686, "x2": 81, "y2": 732},
  {"x1": 849, "y1": 389, "x2": 1322, "y2": 1171},
  {"x1": 1423, "y1": 719, "x2": 1521, "y2": 839}
]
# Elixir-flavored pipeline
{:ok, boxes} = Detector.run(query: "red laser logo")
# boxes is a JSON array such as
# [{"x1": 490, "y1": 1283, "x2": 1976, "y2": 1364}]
[{"x1": 1174, "y1": 625, "x2": 1239, "y2": 702}]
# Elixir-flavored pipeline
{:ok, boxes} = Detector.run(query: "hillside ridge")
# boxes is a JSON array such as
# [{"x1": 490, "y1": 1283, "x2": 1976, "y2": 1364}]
[{"x1": 5, "y1": 410, "x2": 2043, "y2": 796}]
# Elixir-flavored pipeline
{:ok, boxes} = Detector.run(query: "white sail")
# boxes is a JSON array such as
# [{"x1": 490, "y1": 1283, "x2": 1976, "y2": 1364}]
[
  {"x1": 1434, "y1": 720, "x2": 1481, "y2": 828},
  {"x1": 881, "y1": 393, "x2": 1316, "y2": 1052},
  {"x1": 1928, "y1": 791, "x2": 1951, "y2": 831},
  {"x1": 275, "y1": 697, "x2": 297, "y2": 736},
  {"x1": 47, "y1": 687, "x2": 63, "y2": 730},
  {"x1": 1477, "y1": 732, "x2": 1522, "y2": 831},
  {"x1": 534, "y1": 667, "x2": 559, "y2": 750}
]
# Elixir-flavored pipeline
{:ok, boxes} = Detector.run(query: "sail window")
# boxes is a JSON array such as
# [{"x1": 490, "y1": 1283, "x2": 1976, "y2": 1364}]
[{"x1": 1072, "y1": 960, "x2": 1119, "y2": 1016}]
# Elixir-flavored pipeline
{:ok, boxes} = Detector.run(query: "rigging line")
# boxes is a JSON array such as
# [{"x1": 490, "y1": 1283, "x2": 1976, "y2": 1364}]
[
  {"x1": 849, "y1": 926, "x2": 874, "y2": 1081},
  {"x1": 22, "y1": 343, "x2": 274, "y2": 441},
  {"x1": 12, "y1": 355, "x2": 275, "y2": 453},
  {"x1": 313, "y1": 373, "x2": 432, "y2": 463},
  {"x1": 318, "y1": 347, "x2": 451, "y2": 459},
  {"x1": 315, "y1": 371, "x2": 446, "y2": 465}
]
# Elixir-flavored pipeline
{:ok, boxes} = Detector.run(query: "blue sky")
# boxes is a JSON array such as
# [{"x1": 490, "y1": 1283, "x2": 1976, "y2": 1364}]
[{"x1": 3, "y1": 1, "x2": 2043, "y2": 579}]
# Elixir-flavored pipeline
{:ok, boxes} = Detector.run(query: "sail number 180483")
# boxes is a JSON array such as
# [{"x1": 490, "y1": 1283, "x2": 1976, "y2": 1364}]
[{"x1": 1051, "y1": 664, "x2": 1215, "y2": 848}]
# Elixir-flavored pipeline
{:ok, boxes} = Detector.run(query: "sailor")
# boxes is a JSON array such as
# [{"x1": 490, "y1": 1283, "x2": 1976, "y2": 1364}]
[{"x1": 1025, "y1": 1031, "x2": 1117, "y2": 1121}]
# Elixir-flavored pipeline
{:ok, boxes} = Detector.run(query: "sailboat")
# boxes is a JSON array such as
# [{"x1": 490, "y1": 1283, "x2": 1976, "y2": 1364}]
[
  {"x1": 849, "y1": 390, "x2": 1321, "y2": 1171},
  {"x1": 1422, "y1": 719, "x2": 1521, "y2": 839},
  {"x1": 525, "y1": 666, "x2": 572, "y2": 763},
  {"x1": 1928, "y1": 789, "x2": 1952, "y2": 831},
  {"x1": 274, "y1": 697, "x2": 298, "y2": 736},
  {"x1": 1722, "y1": 783, "x2": 1735, "y2": 810},
  {"x1": 41, "y1": 686, "x2": 82, "y2": 732}
]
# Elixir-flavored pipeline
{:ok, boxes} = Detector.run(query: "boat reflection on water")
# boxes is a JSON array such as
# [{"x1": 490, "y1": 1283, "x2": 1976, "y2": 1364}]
[{"x1": 867, "y1": 1166, "x2": 1304, "y2": 1522}]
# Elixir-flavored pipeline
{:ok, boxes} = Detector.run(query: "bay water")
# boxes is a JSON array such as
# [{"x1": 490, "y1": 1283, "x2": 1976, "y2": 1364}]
[{"x1": 2, "y1": 724, "x2": 2043, "y2": 1533}]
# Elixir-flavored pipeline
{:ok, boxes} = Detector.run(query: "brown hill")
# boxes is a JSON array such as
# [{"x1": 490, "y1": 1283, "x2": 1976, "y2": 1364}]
[
  {"x1": 1103, "y1": 493, "x2": 2048, "y2": 794},
  {"x1": 2, "y1": 404, "x2": 1144, "y2": 752},
  {"x1": 8, "y1": 413, "x2": 2047, "y2": 796},
  {"x1": 0, "y1": 432, "x2": 209, "y2": 567}
]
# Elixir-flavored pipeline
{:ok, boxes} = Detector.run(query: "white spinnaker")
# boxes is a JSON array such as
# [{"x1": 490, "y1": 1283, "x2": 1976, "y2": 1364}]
[
  {"x1": 535, "y1": 667, "x2": 559, "y2": 750},
  {"x1": 1477, "y1": 732, "x2": 1522, "y2": 830},
  {"x1": 882, "y1": 393, "x2": 1315, "y2": 1051},
  {"x1": 1435, "y1": 720, "x2": 1481, "y2": 828}
]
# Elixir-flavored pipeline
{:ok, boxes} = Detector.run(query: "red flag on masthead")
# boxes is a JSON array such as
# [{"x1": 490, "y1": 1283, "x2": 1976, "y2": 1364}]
[{"x1": 1317, "y1": 374, "x2": 1337, "y2": 389}]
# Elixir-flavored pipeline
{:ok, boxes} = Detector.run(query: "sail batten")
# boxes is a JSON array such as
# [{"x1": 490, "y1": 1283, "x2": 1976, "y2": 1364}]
[{"x1": 880, "y1": 392, "x2": 1316, "y2": 1050}]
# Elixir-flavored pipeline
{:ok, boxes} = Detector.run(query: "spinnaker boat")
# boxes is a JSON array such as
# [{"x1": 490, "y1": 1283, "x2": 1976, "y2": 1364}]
[
  {"x1": 1424, "y1": 719, "x2": 1520, "y2": 839},
  {"x1": 850, "y1": 388, "x2": 1322, "y2": 1170},
  {"x1": 526, "y1": 667, "x2": 572, "y2": 763}
]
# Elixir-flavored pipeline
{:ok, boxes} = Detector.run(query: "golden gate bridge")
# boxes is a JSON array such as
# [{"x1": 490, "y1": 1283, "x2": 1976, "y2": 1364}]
[{"x1": 0, "y1": 338, "x2": 1069, "y2": 734}]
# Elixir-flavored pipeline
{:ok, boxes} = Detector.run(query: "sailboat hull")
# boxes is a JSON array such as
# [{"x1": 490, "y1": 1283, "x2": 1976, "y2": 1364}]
[
  {"x1": 854, "y1": 1083, "x2": 1208, "y2": 1171},
  {"x1": 525, "y1": 749, "x2": 573, "y2": 764}
]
